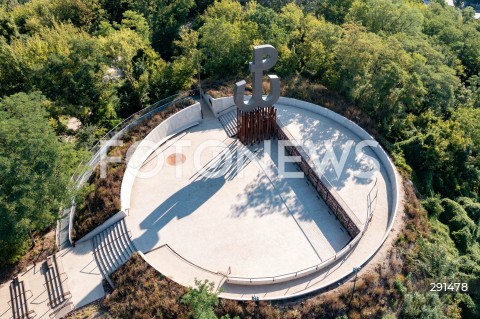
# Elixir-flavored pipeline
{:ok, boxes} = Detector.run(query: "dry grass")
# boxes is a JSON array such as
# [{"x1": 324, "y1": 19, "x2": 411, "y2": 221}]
[
  {"x1": 0, "y1": 229, "x2": 57, "y2": 284},
  {"x1": 104, "y1": 253, "x2": 188, "y2": 319},
  {"x1": 66, "y1": 301, "x2": 111, "y2": 319}
]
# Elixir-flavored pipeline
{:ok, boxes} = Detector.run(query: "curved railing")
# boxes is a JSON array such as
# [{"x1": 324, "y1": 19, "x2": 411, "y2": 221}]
[{"x1": 64, "y1": 90, "x2": 199, "y2": 246}]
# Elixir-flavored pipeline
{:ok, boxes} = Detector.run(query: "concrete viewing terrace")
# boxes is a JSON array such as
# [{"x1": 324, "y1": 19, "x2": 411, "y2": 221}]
[{"x1": 121, "y1": 97, "x2": 399, "y2": 299}]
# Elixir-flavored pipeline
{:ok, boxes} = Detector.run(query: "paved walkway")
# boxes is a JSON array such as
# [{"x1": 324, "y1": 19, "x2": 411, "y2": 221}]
[{"x1": 0, "y1": 242, "x2": 104, "y2": 318}]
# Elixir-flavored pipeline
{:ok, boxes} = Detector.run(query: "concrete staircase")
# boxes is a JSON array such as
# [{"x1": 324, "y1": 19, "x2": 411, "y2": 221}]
[
  {"x1": 92, "y1": 219, "x2": 135, "y2": 281},
  {"x1": 218, "y1": 109, "x2": 237, "y2": 137}
]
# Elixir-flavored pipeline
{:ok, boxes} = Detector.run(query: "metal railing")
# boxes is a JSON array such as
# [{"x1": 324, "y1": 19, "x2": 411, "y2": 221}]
[{"x1": 63, "y1": 90, "x2": 199, "y2": 246}]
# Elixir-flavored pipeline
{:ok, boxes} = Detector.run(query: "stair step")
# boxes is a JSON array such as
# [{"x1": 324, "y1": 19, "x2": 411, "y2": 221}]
[
  {"x1": 105, "y1": 226, "x2": 121, "y2": 269},
  {"x1": 120, "y1": 219, "x2": 135, "y2": 255},
  {"x1": 111, "y1": 223, "x2": 127, "y2": 264},
  {"x1": 93, "y1": 236, "x2": 109, "y2": 279},
  {"x1": 99, "y1": 230, "x2": 115, "y2": 273},
  {"x1": 91, "y1": 219, "x2": 137, "y2": 280},
  {"x1": 113, "y1": 223, "x2": 130, "y2": 262}
]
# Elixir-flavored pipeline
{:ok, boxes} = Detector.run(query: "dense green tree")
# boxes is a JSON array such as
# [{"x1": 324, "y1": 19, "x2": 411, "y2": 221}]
[
  {"x1": 182, "y1": 279, "x2": 219, "y2": 319},
  {"x1": 170, "y1": 26, "x2": 200, "y2": 90},
  {"x1": 199, "y1": 0, "x2": 256, "y2": 77},
  {"x1": 0, "y1": 92, "x2": 82, "y2": 263},
  {"x1": 346, "y1": 0, "x2": 424, "y2": 35},
  {"x1": 0, "y1": 5, "x2": 17, "y2": 42},
  {"x1": 0, "y1": 38, "x2": 26, "y2": 96},
  {"x1": 35, "y1": 36, "x2": 106, "y2": 122},
  {"x1": 302, "y1": 0, "x2": 354, "y2": 23},
  {"x1": 10, "y1": 0, "x2": 104, "y2": 34},
  {"x1": 151, "y1": 0, "x2": 195, "y2": 59},
  {"x1": 422, "y1": 196, "x2": 444, "y2": 219}
]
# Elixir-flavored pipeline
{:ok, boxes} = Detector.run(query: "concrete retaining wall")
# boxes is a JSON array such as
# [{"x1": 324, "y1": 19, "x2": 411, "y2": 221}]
[
  {"x1": 203, "y1": 94, "x2": 236, "y2": 117},
  {"x1": 76, "y1": 211, "x2": 127, "y2": 243},
  {"x1": 120, "y1": 102, "x2": 202, "y2": 212}
]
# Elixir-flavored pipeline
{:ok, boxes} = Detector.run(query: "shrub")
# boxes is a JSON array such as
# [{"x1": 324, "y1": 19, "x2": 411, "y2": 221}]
[
  {"x1": 465, "y1": 203, "x2": 480, "y2": 223},
  {"x1": 449, "y1": 214, "x2": 476, "y2": 234},
  {"x1": 422, "y1": 197, "x2": 444, "y2": 219},
  {"x1": 440, "y1": 198, "x2": 466, "y2": 223},
  {"x1": 105, "y1": 253, "x2": 188, "y2": 318},
  {"x1": 181, "y1": 279, "x2": 218, "y2": 319},
  {"x1": 452, "y1": 227, "x2": 474, "y2": 253},
  {"x1": 458, "y1": 254, "x2": 480, "y2": 276},
  {"x1": 401, "y1": 292, "x2": 447, "y2": 319},
  {"x1": 457, "y1": 197, "x2": 475, "y2": 206}
]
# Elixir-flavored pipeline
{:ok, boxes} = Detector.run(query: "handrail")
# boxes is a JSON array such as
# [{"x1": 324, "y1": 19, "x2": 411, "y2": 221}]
[
  {"x1": 64, "y1": 90, "x2": 199, "y2": 246},
  {"x1": 144, "y1": 244, "x2": 220, "y2": 276}
]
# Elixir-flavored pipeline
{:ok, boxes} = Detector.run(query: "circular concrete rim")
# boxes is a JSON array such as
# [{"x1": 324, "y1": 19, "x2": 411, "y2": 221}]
[{"x1": 121, "y1": 96, "x2": 401, "y2": 300}]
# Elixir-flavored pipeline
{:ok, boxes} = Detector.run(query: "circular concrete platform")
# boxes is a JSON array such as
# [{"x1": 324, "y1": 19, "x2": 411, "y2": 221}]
[{"x1": 121, "y1": 97, "x2": 400, "y2": 300}]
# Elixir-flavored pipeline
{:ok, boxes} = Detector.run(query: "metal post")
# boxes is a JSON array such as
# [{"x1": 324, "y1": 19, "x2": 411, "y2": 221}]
[
  {"x1": 252, "y1": 295, "x2": 259, "y2": 319},
  {"x1": 348, "y1": 266, "x2": 361, "y2": 310}
]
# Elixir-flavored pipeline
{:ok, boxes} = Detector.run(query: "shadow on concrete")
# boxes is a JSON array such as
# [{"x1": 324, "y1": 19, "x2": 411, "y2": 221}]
[
  {"x1": 276, "y1": 106, "x2": 378, "y2": 190},
  {"x1": 230, "y1": 140, "x2": 351, "y2": 253},
  {"x1": 137, "y1": 141, "x2": 252, "y2": 253}
]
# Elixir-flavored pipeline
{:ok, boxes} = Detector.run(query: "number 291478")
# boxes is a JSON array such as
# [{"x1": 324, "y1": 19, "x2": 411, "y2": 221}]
[{"x1": 430, "y1": 283, "x2": 468, "y2": 292}]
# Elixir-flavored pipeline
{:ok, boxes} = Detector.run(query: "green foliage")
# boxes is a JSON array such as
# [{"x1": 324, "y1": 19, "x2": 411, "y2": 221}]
[
  {"x1": 120, "y1": 10, "x2": 150, "y2": 42},
  {"x1": 452, "y1": 227, "x2": 474, "y2": 253},
  {"x1": 415, "y1": 235, "x2": 459, "y2": 281},
  {"x1": 459, "y1": 293, "x2": 480, "y2": 319},
  {"x1": 34, "y1": 34, "x2": 106, "y2": 123},
  {"x1": 182, "y1": 279, "x2": 219, "y2": 319},
  {"x1": 441, "y1": 199, "x2": 469, "y2": 224},
  {"x1": 0, "y1": 92, "x2": 82, "y2": 263},
  {"x1": 151, "y1": 0, "x2": 195, "y2": 58},
  {"x1": 0, "y1": 5, "x2": 18, "y2": 41},
  {"x1": 465, "y1": 203, "x2": 480, "y2": 223},
  {"x1": 346, "y1": 0, "x2": 424, "y2": 35},
  {"x1": 0, "y1": 38, "x2": 26, "y2": 96},
  {"x1": 303, "y1": 0, "x2": 354, "y2": 23},
  {"x1": 401, "y1": 292, "x2": 448, "y2": 319},
  {"x1": 10, "y1": 0, "x2": 104, "y2": 34},
  {"x1": 422, "y1": 197, "x2": 444, "y2": 219},
  {"x1": 199, "y1": 0, "x2": 256, "y2": 77}
]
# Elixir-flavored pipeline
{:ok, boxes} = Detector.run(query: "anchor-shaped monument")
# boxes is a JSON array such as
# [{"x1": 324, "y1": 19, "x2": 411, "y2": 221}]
[{"x1": 234, "y1": 44, "x2": 280, "y2": 145}]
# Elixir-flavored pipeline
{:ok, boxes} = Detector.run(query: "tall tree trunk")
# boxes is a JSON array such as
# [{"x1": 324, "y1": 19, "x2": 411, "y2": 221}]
[{"x1": 29, "y1": 230, "x2": 36, "y2": 247}]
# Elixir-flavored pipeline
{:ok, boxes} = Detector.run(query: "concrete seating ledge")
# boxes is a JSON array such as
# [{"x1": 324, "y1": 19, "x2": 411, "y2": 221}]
[{"x1": 276, "y1": 97, "x2": 399, "y2": 237}]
